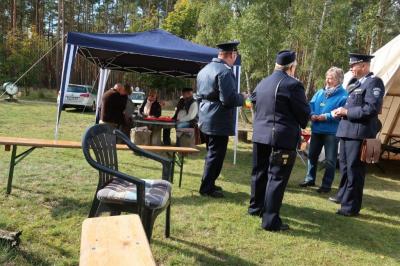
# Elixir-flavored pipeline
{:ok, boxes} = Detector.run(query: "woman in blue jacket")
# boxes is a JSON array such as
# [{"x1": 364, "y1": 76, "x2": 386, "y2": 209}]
[{"x1": 299, "y1": 67, "x2": 348, "y2": 193}]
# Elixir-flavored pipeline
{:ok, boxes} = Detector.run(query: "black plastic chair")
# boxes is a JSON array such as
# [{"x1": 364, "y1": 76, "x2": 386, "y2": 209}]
[{"x1": 82, "y1": 124, "x2": 174, "y2": 240}]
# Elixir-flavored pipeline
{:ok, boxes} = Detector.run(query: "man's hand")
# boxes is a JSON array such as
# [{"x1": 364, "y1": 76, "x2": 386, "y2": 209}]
[
  {"x1": 241, "y1": 92, "x2": 249, "y2": 99},
  {"x1": 332, "y1": 107, "x2": 348, "y2": 118}
]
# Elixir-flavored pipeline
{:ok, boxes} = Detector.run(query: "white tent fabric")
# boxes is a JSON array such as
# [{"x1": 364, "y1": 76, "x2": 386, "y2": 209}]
[
  {"x1": 233, "y1": 65, "x2": 241, "y2": 165},
  {"x1": 95, "y1": 68, "x2": 111, "y2": 123}
]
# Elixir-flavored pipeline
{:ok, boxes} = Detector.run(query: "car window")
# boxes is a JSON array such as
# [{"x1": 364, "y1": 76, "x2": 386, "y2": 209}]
[
  {"x1": 67, "y1": 85, "x2": 87, "y2": 93},
  {"x1": 131, "y1": 93, "x2": 145, "y2": 100}
]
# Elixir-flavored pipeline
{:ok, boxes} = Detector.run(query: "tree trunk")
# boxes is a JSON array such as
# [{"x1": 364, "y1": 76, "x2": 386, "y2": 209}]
[
  {"x1": 305, "y1": 0, "x2": 330, "y2": 99},
  {"x1": 12, "y1": 0, "x2": 16, "y2": 34}
]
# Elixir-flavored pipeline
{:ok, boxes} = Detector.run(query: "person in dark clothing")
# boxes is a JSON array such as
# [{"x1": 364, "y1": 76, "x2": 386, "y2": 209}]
[
  {"x1": 100, "y1": 83, "x2": 130, "y2": 129},
  {"x1": 163, "y1": 87, "x2": 198, "y2": 145},
  {"x1": 197, "y1": 41, "x2": 247, "y2": 198},
  {"x1": 248, "y1": 50, "x2": 310, "y2": 231},
  {"x1": 329, "y1": 53, "x2": 384, "y2": 217},
  {"x1": 139, "y1": 89, "x2": 162, "y2": 118}
]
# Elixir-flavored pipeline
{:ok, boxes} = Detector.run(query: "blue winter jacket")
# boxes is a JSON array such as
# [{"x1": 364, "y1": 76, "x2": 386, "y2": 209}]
[{"x1": 310, "y1": 85, "x2": 348, "y2": 135}]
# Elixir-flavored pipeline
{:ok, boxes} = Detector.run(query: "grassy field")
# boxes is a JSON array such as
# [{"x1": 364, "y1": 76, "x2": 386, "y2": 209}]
[{"x1": 0, "y1": 100, "x2": 399, "y2": 265}]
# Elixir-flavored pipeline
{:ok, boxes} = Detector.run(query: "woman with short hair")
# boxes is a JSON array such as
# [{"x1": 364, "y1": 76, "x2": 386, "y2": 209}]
[{"x1": 299, "y1": 67, "x2": 348, "y2": 193}]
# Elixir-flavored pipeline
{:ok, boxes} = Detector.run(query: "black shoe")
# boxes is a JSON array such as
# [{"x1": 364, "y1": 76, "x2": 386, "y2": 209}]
[
  {"x1": 248, "y1": 209, "x2": 261, "y2": 216},
  {"x1": 200, "y1": 190, "x2": 224, "y2": 198},
  {"x1": 328, "y1": 196, "x2": 340, "y2": 204},
  {"x1": 316, "y1": 187, "x2": 331, "y2": 193},
  {"x1": 213, "y1": 185, "x2": 223, "y2": 191},
  {"x1": 336, "y1": 209, "x2": 359, "y2": 217},
  {"x1": 263, "y1": 223, "x2": 290, "y2": 231},
  {"x1": 299, "y1": 180, "x2": 315, "y2": 187},
  {"x1": 278, "y1": 224, "x2": 290, "y2": 231}
]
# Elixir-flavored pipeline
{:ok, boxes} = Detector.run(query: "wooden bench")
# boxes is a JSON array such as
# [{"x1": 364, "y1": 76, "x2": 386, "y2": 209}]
[
  {"x1": 0, "y1": 136, "x2": 199, "y2": 194},
  {"x1": 237, "y1": 128, "x2": 253, "y2": 143},
  {"x1": 80, "y1": 214, "x2": 156, "y2": 266}
]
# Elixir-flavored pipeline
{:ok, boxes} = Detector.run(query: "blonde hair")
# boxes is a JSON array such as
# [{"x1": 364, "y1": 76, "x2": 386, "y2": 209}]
[{"x1": 326, "y1": 67, "x2": 344, "y2": 84}]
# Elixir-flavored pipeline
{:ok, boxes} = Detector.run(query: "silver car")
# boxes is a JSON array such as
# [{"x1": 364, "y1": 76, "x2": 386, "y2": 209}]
[{"x1": 58, "y1": 84, "x2": 97, "y2": 111}]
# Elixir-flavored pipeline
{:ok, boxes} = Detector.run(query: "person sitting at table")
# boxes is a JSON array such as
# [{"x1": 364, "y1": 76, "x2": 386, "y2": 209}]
[
  {"x1": 163, "y1": 87, "x2": 198, "y2": 145},
  {"x1": 139, "y1": 89, "x2": 162, "y2": 118},
  {"x1": 100, "y1": 83, "x2": 130, "y2": 130}
]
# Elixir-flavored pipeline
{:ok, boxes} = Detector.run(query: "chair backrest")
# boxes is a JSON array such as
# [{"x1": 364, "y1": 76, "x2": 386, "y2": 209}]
[{"x1": 82, "y1": 124, "x2": 118, "y2": 189}]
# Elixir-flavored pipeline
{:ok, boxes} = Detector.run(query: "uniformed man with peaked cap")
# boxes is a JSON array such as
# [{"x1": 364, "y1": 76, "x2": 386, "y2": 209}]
[
  {"x1": 196, "y1": 41, "x2": 246, "y2": 198},
  {"x1": 248, "y1": 50, "x2": 310, "y2": 231},
  {"x1": 330, "y1": 53, "x2": 384, "y2": 216}
]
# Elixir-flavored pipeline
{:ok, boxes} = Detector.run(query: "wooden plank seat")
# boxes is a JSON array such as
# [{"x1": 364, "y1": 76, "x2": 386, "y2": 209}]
[
  {"x1": 0, "y1": 136, "x2": 199, "y2": 194},
  {"x1": 80, "y1": 215, "x2": 156, "y2": 266}
]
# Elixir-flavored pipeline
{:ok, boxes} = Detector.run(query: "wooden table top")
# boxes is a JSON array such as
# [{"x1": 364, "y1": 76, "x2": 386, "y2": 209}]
[
  {"x1": 0, "y1": 136, "x2": 200, "y2": 154},
  {"x1": 80, "y1": 214, "x2": 156, "y2": 266}
]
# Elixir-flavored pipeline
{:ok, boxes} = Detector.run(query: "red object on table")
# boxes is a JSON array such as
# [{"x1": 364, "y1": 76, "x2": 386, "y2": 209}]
[
  {"x1": 144, "y1": 116, "x2": 175, "y2": 122},
  {"x1": 301, "y1": 131, "x2": 311, "y2": 143}
]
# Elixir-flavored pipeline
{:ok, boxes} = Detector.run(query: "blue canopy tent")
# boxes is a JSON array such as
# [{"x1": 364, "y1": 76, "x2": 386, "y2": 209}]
[{"x1": 56, "y1": 29, "x2": 242, "y2": 163}]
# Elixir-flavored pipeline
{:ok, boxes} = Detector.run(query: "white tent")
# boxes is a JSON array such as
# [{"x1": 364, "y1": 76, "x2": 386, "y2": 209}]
[{"x1": 343, "y1": 34, "x2": 400, "y2": 146}]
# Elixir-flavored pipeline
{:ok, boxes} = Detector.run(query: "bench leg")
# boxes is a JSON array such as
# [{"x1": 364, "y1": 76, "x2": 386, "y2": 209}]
[
  {"x1": 170, "y1": 152, "x2": 176, "y2": 184},
  {"x1": 165, "y1": 204, "x2": 170, "y2": 238},
  {"x1": 178, "y1": 155, "x2": 184, "y2": 188},
  {"x1": 6, "y1": 145, "x2": 17, "y2": 195}
]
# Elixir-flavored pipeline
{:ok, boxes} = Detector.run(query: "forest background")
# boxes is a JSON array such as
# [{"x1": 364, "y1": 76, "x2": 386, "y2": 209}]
[{"x1": 1, "y1": 0, "x2": 399, "y2": 100}]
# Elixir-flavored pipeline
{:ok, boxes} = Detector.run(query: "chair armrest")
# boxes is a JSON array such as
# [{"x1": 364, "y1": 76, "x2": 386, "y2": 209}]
[{"x1": 114, "y1": 129, "x2": 174, "y2": 182}]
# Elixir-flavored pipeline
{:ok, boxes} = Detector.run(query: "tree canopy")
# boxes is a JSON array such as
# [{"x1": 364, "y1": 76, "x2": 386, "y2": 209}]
[{"x1": 0, "y1": 0, "x2": 399, "y2": 98}]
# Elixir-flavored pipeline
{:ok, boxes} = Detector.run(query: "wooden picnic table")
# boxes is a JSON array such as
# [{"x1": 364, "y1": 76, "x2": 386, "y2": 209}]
[
  {"x1": 134, "y1": 118, "x2": 176, "y2": 145},
  {"x1": 0, "y1": 136, "x2": 199, "y2": 194}
]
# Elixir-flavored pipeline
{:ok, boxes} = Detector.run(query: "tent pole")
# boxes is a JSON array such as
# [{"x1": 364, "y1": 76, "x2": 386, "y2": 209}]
[
  {"x1": 234, "y1": 66, "x2": 241, "y2": 165},
  {"x1": 55, "y1": 44, "x2": 77, "y2": 139},
  {"x1": 95, "y1": 68, "x2": 111, "y2": 124}
]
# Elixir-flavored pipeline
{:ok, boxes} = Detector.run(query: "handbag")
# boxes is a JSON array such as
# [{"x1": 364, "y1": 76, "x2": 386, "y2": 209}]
[
  {"x1": 270, "y1": 76, "x2": 297, "y2": 167},
  {"x1": 360, "y1": 138, "x2": 381, "y2": 163}
]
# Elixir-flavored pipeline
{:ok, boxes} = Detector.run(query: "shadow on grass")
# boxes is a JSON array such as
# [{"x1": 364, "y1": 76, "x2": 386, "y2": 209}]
[
  {"x1": 50, "y1": 196, "x2": 91, "y2": 219},
  {"x1": 153, "y1": 237, "x2": 258, "y2": 266},
  {"x1": 172, "y1": 191, "x2": 249, "y2": 206},
  {"x1": 281, "y1": 204, "x2": 400, "y2": 261},
  {"x1": 288, "y1": 183, "x2": 400, "y2": 217},
  {"x1": 0, "y1": 242, "x2": 51, "y2": 266}
]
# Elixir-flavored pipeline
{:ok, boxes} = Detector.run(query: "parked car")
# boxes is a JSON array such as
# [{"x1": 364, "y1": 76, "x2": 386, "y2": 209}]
[
  {"x1": 57, "y1": 84, "x2": 97, "y2": 111},
  {"x1": 129, "y1": 91, "x2": 145, "y2": 107}
]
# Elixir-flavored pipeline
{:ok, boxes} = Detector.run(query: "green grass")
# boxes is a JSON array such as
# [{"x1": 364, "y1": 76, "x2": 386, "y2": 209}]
[
  {"x1": 17, "y1": 88, "x2": 58, "y2": 102},
  {"x1": 0, "y1": 101, "x2": 399, "y2": 265}
]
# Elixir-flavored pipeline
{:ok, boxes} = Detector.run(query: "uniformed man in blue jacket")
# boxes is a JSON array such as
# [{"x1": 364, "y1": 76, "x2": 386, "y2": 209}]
[
  {"x1": 330, "y1": 53, "x2": 384, "y2": 216},
  {"x1": 248, "y1": 50, "x2": 310, "y2": 231},
  {"x1": 197, "y1": 41, "x2": 246, "y2": 198}
]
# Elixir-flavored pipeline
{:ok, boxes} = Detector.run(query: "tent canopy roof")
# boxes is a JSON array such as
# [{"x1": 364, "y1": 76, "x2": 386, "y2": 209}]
[{"x1": 67, "y1": 29, "x2": 222, "y2": 78}]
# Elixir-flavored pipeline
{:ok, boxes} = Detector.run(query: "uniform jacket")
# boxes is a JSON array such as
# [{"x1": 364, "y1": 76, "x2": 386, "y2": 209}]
[
  {"x1": 251, "y1": 70, "x2": 310, "y2": 150},
  {"x1": 336, "y1": 72, "x2": 384, "y2": 139},
  {"x1": 197, "y1": 58, "x2": 244, "y2": 136},
  {"x1": 310, "y1": 86, "x2": 348, "y2": 135}
]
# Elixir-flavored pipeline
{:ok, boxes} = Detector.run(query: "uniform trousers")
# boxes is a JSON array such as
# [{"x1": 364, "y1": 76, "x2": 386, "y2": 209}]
[
  {"x1": 199, "y1": 134, "x2": 229, "y2": 194},
  {"x1": 249, "y1": 142, "x2": 296, "y2": 230},
  {"x1": 335, "y1": 138, "x2": 365, "y2": 214}
]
